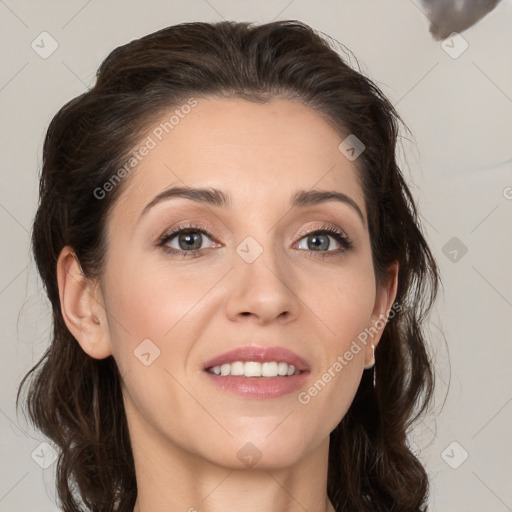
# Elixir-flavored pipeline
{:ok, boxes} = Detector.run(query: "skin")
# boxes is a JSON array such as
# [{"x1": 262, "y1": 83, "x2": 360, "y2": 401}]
[{"x1": 57, "y1": 97, "x2": 398, "y2": 512}]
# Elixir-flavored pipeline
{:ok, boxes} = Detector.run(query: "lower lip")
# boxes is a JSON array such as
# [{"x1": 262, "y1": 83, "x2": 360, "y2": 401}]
[{"x1": 204, "y1": 370, "x2": 310, "y2": 398}]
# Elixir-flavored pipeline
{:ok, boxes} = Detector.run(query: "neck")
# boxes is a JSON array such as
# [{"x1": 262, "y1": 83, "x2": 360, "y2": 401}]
[{"x1": 128, "y1": 411, "x2": 335, "y2": 512}]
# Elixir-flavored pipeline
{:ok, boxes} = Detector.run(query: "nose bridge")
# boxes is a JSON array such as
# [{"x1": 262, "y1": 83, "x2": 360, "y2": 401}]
[{"x1": 225, "y1": 229, "x2": 299, "y2": 323}]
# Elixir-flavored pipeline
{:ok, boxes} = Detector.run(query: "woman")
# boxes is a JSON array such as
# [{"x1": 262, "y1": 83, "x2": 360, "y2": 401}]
[{"x1": 17, "y1": 20, "x2": 440, "y2": 512}]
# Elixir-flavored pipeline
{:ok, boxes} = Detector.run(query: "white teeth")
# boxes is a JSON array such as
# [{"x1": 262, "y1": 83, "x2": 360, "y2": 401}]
[
  {"x1": 278, "y1": 362, "x2": 288, "y2": 376},
  {"x1": 230, "y1": 361, "x2": 244, "y2": 375},
  {"x1": 244, "y1": 362, "x2": 261, "y2": 377},
  {"x1": 208, "y1": 361, "x2": 301, "y2": 377},
  {"x1": 261, "y1": 362, "x2": 278, "y2": 377}
]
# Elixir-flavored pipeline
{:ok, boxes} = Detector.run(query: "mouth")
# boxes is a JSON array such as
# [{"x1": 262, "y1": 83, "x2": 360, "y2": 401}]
[{"x1": 202, "y1": 345, "x2": 310, "y2": 398}]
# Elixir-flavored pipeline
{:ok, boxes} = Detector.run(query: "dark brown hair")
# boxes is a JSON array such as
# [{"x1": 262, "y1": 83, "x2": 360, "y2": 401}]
[{"x1": 17, "y1": 20, "x2": 441, "y2": 512}]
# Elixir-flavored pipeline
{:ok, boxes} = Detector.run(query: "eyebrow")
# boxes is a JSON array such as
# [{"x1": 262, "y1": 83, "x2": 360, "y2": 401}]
[{"x1": 139, "y1": 185, "x2": 366, "y2": 225}]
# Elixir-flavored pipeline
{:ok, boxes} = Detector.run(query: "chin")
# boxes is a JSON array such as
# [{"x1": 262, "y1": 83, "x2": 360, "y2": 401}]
[{"x1": 200, "y1": 434, "x2": 317, "y2": 471}]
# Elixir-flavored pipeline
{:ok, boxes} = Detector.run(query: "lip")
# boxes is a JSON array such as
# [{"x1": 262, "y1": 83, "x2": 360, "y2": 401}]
[
  {"x1": 204, "y1": 371, "x2": 310, "y2": 398},
  {"x1": 203, "y1": 345, "x2": 310, "y2": 372}
]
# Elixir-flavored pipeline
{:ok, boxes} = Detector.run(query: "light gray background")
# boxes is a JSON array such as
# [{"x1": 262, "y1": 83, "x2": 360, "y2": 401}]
[{"x1": 1, "y1": 1, "x2": 511, "y2": 511}]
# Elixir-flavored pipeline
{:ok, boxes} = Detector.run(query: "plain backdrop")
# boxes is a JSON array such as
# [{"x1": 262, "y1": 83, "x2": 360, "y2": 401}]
[{"x1": 0, "y1": 1, "x2": 511, "y2": 511}]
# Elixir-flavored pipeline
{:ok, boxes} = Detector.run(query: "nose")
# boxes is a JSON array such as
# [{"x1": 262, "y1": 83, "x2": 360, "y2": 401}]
[{"x1": 225, "y1": 239, "x2": 300, "y2": 325}]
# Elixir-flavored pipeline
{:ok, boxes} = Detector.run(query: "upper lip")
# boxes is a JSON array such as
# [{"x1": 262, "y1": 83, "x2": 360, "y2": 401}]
[{"x1": 203, "y1": 345, "x2": 310, "y2": 372}]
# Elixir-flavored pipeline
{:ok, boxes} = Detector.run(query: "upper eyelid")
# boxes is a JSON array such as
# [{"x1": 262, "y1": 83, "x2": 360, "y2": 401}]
[{"x1": 159, "y1": 223, "x2": 213, "y2": 242}]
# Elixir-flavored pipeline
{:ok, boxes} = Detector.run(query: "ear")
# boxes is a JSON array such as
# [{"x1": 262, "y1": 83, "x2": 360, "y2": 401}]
[
  {"x1": 364, "y1": 261, "x2": 399, "y2": 368},
  {"x1": 56, "y1": 246, "x2": 113, "y2": 359}
]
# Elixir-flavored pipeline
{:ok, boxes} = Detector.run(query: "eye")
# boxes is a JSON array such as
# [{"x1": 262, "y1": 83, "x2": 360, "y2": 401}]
[
  {"x1": 157, "y1": 222, "x2": 353, "y2": 259},
  {"x1": 157, "y1": 222, "x2": 218, "y2": 257},
  {"x1": 295, "y1": 224, "x2": 353, "y2": 257}
]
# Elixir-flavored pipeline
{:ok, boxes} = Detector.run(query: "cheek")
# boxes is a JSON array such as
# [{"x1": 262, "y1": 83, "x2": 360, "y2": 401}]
[
  {"x1": 297, "y1": 258, "x2": 375, "y2": 418},
  {"x1": 312, "y1": 256, "x2": 377, "y2": 346},
  {"x1": 101, "y1": 259, "x2": 213, "y2": 432},
  {"x1": 103, "y1": 256, "x2": 218, "y2": 339}
]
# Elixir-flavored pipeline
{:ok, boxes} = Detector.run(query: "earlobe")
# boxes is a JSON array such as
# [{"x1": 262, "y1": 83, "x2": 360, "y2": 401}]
[{"x1": 56, "y1": 246, "x2": 113, "y2": 359}]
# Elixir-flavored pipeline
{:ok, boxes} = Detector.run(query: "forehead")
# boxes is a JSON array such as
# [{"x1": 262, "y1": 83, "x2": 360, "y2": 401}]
[{"x1": 112, "y1": 97, "x2": 365, "y2": 221}]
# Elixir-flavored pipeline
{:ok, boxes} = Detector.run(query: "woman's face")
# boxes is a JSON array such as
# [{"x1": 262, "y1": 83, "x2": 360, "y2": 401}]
[{"x1": 96, "y1": 97, "x2": 396, "y2": 469}]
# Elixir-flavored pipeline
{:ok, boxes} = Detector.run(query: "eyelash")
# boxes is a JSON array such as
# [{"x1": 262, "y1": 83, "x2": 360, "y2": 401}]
[{"x1": 157, "y1": 222, "x2": 353, "y2": 259}]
